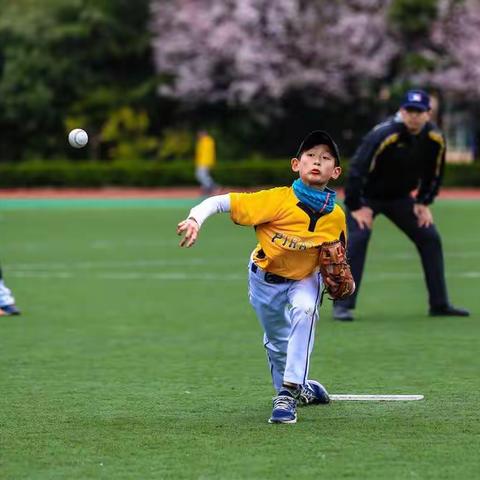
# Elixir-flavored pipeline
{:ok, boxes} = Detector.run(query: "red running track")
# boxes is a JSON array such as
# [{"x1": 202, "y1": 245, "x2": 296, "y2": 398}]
[{"x1": 0, "y1": 187, "x2": 479, "y2": 199}]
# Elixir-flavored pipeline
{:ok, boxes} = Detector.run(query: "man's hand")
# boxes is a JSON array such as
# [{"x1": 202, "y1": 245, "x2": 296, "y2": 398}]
[
  {"x1": 176, "y1": 218, "x2": 200, "y2": 247},
  {"x1": 413, "y1": 204, "x2": 433, "y2": 228},
  {"x1": 351, "y1": 206, "x2": 374, "y2": 230}
]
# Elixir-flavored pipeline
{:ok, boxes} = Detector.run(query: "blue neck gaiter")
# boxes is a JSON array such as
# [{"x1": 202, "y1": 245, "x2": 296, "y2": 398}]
[{"x1": 292, "y1": 179, "x2": 336, "y2": 214}]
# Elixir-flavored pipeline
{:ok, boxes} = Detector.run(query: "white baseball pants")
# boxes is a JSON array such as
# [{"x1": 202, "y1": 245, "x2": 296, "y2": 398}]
[{"x1": 248, "y1": 262, "x2": 323, "y2": 392}]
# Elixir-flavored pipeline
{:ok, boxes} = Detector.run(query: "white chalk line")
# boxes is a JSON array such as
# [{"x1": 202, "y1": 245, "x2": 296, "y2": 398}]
[
  {"x1": 5, "y1": 236, "x2": 480, "y2": 258},
  {"x1": 5, "y1": 256, "x2": 480, "y2": 275},
  {"x1": 8, "y1": 271, "x2": 247, "y2": 281},
  {"x1": 5, "y1": 239, "x2": 178, "y2": 250},
  {"x1": 330, "y1": 394, "x2": 424, "y2": 401},
  {"x1": 8, "y1": 258, "x2": 218, "y2": 270},
  {"x1": 6, "y1": 256, "x2": 254, "y2": 271},
  {"x1": 7, "y1": 270, "x2": 480, "y2": 282}
]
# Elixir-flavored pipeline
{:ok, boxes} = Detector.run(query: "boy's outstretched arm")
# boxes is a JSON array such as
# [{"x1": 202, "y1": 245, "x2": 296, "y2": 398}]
[{"x1": 176, "y1": 194, "x2": 231, "y2": 248}]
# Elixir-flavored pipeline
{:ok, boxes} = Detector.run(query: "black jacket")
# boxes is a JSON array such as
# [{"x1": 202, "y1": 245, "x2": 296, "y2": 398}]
[{"x1": 344, "y1": 115, "x2": 446, "y2": 211}]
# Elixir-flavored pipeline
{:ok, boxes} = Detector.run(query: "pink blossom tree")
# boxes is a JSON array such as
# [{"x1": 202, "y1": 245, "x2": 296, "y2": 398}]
[
  {"x1": 152, "y1": 0, "x2": 480, "y2": 106},
  {"x1": 150, "y1": 0, "x2": 398, "y2": 106},
  {"x1": 425, "y1": 0, "x2": 480, "y2": 99}
]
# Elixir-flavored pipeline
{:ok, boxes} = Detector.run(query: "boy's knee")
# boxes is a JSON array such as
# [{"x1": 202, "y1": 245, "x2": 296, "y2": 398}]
[
  {"x1": 265, "y1": 339, "x2": 288, "y2": 354},
  {"x1": 290, "y1": 303, "x2": 318, "y2": 319}
]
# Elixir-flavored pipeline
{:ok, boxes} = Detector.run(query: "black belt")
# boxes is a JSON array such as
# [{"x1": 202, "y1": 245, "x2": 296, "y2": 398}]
[{"x1": 250, "y1": 263, "x2": 292, "y2": 284}]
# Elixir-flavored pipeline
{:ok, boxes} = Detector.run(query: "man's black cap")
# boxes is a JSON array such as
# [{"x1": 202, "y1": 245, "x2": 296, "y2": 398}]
[
  {"x1": 400, "y1": 89, "x2": 430, "y2": 112},
  {"x1": 296, "y1": 130, "x2": 340, "y2": 165}
]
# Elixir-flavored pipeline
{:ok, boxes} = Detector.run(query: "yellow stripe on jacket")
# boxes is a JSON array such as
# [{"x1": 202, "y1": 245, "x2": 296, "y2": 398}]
[
  {"x1": 428, "y1": 130, "x2": 445, "y2": 176},
  {"x1": 369, "y1": 133, "x2": 400, "y2": 173}
]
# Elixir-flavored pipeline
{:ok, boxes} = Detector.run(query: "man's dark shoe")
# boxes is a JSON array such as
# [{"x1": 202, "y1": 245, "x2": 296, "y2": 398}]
[
  {"x1": 429, "y1": 304, "x2": 470, "y2": 317},
  {"x1": 333, "y1": 305, "x2": 354, "y2": 321}
]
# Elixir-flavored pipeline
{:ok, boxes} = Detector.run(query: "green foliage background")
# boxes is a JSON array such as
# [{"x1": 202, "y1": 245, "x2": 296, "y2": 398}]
[
  {"x1": 1, "y1": 158, "x2": 479, "y2": 188},
  {"x1": 0, "y1": 0, "x2": 478, "y2": 182},
  {"x1": 0, "y1": 0, "x2": 163, "y2": 161}
]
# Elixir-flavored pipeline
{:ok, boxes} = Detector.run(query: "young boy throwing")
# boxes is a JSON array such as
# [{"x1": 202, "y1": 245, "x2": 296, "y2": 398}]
[{"x1": 177, "y1": 131, "x2": 353, "y2": 424}]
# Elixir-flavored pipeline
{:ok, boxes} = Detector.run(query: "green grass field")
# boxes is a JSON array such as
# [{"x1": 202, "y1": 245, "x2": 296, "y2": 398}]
[{"x1": 1, "y1": 199, "x2": 479, "y2": 479}]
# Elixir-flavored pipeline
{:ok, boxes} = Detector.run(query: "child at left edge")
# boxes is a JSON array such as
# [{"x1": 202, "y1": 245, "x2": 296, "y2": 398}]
[
  {"x1": 0, "y1": 265, "x2": 21, "y2": 316},
  {"x1": 176, "y1": 131, "x2": 348, "y2": 424}
]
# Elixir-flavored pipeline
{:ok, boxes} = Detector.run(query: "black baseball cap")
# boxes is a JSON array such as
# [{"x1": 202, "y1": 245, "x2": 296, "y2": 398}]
[
  {"x1": 400, "y1": 89, "x2": 430, "y2": 112},
  {"x1": 296, "y1": 130, "x2": 341, "y2": 165}
]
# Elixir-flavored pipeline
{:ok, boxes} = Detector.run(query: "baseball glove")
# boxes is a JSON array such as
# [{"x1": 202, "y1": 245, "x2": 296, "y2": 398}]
[{"x1": 318, "y1": 240, "x2": 355, "y2": 300}]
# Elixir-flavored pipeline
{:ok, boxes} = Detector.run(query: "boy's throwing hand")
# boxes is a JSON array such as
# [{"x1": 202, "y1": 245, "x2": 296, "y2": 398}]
[{"x1": 177, "y1": 218, "x2": 200, "y2": 247}]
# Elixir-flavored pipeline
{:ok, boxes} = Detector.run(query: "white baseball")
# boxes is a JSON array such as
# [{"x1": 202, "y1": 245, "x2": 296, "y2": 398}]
[{"x1": 68, "y1": 128, "x2": 88, "y2": 148}]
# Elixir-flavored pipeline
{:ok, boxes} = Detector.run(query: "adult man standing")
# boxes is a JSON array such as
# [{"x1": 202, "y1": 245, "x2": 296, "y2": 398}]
[{"x1": 333, "y1": 89, "x2": 469, "y2": 321}]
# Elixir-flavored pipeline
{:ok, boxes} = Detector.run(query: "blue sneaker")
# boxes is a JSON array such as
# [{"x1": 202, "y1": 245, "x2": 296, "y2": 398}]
[
  {"x1": 269, "y1": 390, "x2": 297, "y2": 424},
  {"x1": 298, "y1": 380, "x2": 330, "y2": 406},
  {"x1": 0, "y1": 304, "x2": 21, "y2": 316}
]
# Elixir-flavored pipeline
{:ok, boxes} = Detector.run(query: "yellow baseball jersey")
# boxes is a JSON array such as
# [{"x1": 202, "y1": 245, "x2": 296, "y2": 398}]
[
  {"x1": 230, "y1": 187, "x2": 347, "y2": 280},
  {"x1": 195, "y1": 135, "x2": 216, "y2": 168}
]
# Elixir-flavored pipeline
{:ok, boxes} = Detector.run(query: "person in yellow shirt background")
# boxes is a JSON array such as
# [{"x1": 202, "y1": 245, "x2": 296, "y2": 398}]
[{"x1": 195, "y1": 130, "x2": 218, "y2": 195}]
